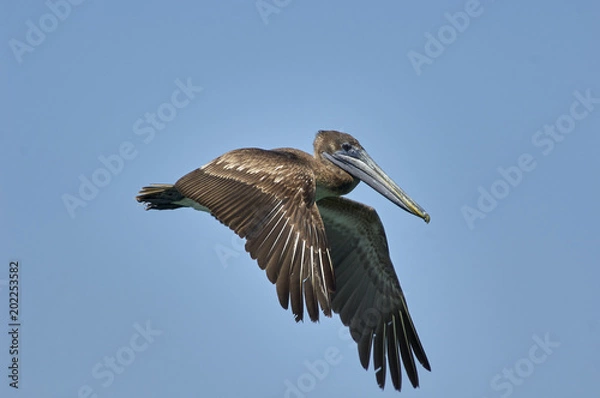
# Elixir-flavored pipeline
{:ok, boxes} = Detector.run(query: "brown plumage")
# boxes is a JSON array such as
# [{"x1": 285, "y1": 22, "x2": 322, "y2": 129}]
[{"x1": 136, "y1": 130, "x2": 431, "y2": 391}]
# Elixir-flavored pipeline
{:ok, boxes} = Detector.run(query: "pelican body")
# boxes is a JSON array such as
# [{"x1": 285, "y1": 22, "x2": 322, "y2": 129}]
[{"x1": 136, "y1": 130, "x2": 431, "y2": 391}]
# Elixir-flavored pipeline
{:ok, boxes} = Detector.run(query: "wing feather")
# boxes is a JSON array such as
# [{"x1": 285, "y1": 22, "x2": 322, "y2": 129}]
[
  {"x1": 317, "y1": 196, "x2": 430, "y2": 391},
  {"x1": 175, "y1": 148, "x2": 335, "y2": 322}
]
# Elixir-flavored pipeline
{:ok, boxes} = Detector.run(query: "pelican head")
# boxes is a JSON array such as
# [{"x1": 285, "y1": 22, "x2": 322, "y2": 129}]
[{"x1": 317, "y1": 130, "x2": 430, "y2": 223}]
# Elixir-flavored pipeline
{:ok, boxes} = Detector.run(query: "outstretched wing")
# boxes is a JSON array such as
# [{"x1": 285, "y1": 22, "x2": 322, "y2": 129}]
[
  {"x1": 317, "y1": 196, "x2": 430, "y2": 391},
  {"x1": 175, "y1": 148, "x2": 335, "y2": 322}
]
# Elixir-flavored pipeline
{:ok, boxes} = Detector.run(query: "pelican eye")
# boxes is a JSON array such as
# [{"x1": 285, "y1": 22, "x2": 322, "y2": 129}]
[{"x1": 341, "y1": 142, "x2": 352, "y2": 152}]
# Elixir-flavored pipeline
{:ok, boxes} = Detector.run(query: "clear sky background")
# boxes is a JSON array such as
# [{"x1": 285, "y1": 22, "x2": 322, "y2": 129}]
[{"x1": 2, "y1": 1, "x2": 599, "y2": 397}]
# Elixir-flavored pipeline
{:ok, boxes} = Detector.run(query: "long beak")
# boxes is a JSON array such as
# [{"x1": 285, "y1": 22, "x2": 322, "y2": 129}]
[{"x1": 323, "y1": 149, "x2": 430, "y2": 223}]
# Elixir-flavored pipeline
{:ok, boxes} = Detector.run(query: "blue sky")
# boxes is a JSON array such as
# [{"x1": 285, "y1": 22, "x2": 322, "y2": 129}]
[{"x1": 2, "y1": 0, "x2": 599, "y2": 397}]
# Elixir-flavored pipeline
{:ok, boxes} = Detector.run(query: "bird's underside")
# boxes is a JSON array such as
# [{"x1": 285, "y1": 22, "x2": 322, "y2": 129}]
[
  {"x1": 318, "y1": 197, "x2": 430, "y2": 389},
  {"x1": 136, "y1": 130, "x2": 431, "y2": 391}
]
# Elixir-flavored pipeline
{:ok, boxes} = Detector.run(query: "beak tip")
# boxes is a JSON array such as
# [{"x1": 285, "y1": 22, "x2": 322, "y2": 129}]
[{"x1": 423, "y1": 213, "x2": 430, "y2": 224}]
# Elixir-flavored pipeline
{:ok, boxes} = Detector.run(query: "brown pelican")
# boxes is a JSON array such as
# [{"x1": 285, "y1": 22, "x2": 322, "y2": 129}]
[{"x1": 136, "y1": 130, "x2": 431, "y2": 391}]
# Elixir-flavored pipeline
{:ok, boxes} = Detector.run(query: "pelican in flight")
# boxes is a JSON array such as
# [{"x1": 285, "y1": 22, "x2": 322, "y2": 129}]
[{"x1": 136, "y1": 130, "x2": 431, "y2": 391}]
